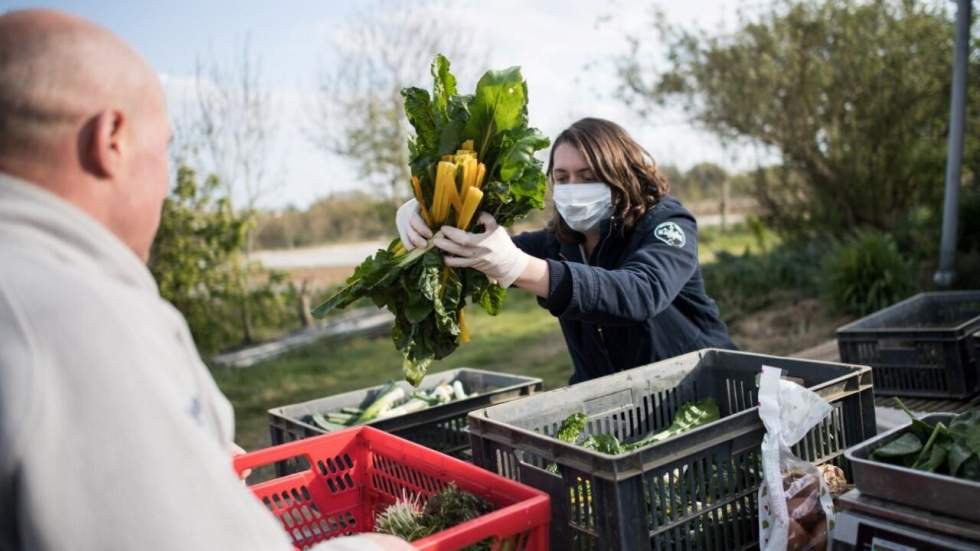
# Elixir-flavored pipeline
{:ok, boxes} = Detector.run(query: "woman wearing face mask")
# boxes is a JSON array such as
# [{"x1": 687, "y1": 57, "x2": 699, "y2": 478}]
[{"x1": 396, "y1": 117, "x2": 736, "y2": 384}]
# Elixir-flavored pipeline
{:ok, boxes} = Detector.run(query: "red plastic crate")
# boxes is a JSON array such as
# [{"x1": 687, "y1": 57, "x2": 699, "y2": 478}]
[{"x1": 234, "y1": 426, "x2": 549, "y2": 550}]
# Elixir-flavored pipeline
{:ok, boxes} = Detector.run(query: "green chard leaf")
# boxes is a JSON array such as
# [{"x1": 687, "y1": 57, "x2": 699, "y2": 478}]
[
  {"x1": 872, "y1": 432, "x2": 923, "y2": 460},
  {"x1": 403, "y1": 293, "x2": 433, "y2": 324},
  {"x1": 583, "y1": 433, "x2": 627, "y2": 455},
  {"x1": 464, "y1": 66, "x2": 528, "y2": 158},
  {"x1": 478, "y1": 283, "x2": 507, "y2": 316},
  {"x1": 556, "y1": 412, "x2": 588, "y2": 443},
  {"x1": 496, "y1": 127, "x2": 550, "y2": 183},
  {"x1": 431, "y1": 54, "x2": 458, "y2": 121},
  {"x1": 893, "y1": 398, "x2": 934, "y2": 441},
  {"x1": 402, "y1": 355, "x2": 431, "y2": 387},
  {"x1": 433, "y1": 272, "x2": 463, "y2": 336},
  {"x1": 417, "y1": 250, "x2": 443, "y2": 301},
  {"x1": 437, "y1": 94, "x2": 470, "y2": 156},
  {"x1": 311, "y1": 247, "x2": 403, "y2": 317},
  {"x1": 626, "y1": 398, "x2": 720, "y2": 450},
  {"x1": 402, "y1": 87, "x2": 438, "y2": 162},
  {"x1": 915, "y1": 441, "x2": 950, "y2": 473},
  {"x1": 960, "y1": 455, "x2": 980, "y2": 481},
  {"x1": 947, "y1": 442, "x2": 973, "y2": 477},
  {"x1": 554, "y1": 399, "x2": 720, "y2": 458},
  {"x1": 912, "y1": 421, "x2": 950, "y2": 469},
  {"x1": 949, "y1": 410, "x2": 980, "y2": 457}
]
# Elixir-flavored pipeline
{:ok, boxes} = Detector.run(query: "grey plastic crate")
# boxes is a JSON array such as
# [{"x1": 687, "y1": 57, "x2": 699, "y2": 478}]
[
  {"x1": 837, "y1": 291, "x2": 980, "y2": 398},
  {"x1": 269, "y1": 368, "x2": 541, "y2": 475},
  {"x1": 845, "y1": 412, "x2": 980, "y2": 524},
  {"x1": 468, "y1": 349, "x2": 875, "y2": 551}
]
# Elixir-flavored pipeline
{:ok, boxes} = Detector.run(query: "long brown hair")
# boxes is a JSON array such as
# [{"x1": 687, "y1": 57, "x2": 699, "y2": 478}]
[{"x1": 546, "y1": 118, "x2": 670, "y2": 244}]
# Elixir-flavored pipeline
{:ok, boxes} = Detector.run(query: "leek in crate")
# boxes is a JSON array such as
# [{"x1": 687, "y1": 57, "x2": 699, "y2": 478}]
[
  {"x1": 312, "y1": 55, "x2": 550, "y2": 385},
  {"x1": 307, "y1": 379, "x2": 471, "y2": 431}
]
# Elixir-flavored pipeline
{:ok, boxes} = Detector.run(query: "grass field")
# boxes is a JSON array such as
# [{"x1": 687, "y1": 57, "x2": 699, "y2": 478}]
[
  {"x1": 213, "y1": 290, "x2": 569, "y2": 454},
  {"x1": 213, "y1": 221, "x2": 791, "y2": 457}
]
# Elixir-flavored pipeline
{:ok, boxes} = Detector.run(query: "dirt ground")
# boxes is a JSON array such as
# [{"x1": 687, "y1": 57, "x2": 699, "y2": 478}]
[{"x1": 727, "y1": 297, "x2": 851, "y2": 356}]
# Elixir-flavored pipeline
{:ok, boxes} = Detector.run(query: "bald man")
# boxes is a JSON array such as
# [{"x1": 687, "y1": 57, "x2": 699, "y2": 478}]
[{"x1": 0, "y1": 9, "x2": 410, "y2": 551}]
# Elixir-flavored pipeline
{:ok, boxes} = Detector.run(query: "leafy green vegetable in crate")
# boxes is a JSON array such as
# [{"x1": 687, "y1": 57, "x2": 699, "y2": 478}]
[
  {"x1": 627, "y1": 398, "x2": 720, "y2": 450},
  {"x1": 547, "y1": 412, "x2": 589, "y2": 474},
  {"x1": 374, "y1": 496, "x2": 437, "y2": 542},
  {"x1": 423, "y1": 482, "x2": 495, "y2": 528},
  {"x1": 871, "y1": 398, "x2": 980, "y2": 480},
  {"x1": 583, "y1": 433, "x2": 627, "y2": 455},
  {"x1": 556, "y1": 412, "x2": 588, "y2": 443},
  {"x1": 312, "y1": 54, "x2": 549, "y2": 385},
  {"x1": 550, "y1": 398, "x2": 720, "y2": 519},
  {"x1": 551, "y1": 398, "x2": 721, "y2": 456},
  {"x1": 375, "y1": 484, "x2": 496, "y2": 550}
]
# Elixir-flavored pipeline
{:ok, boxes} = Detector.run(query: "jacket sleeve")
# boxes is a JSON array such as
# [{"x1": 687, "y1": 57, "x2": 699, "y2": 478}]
[
  {"x1": 543, "y1": 213, "x2": 699, "y2": 326},
  {"x1": 512, "y1": 229, "x2": 551, "y2": 259}
]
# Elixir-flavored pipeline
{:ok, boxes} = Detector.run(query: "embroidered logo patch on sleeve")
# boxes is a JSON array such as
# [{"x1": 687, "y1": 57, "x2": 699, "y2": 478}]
[{"x1": 654, "y1": 221, "x2": 687, "y2": 247}]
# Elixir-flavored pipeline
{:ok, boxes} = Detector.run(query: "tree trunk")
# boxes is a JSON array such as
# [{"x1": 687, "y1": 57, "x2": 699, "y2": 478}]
[
  {"x1": 720, "y1": 177, "x2": 730, "y2": 231},
  {"x1": 237, "y1": 263, "x2": 255, "y2": 345},
  {"x1": 298, "y1": 280, "x2": 314, "y2": 328},
  {"x1": 239, "y1": 294, "x2": 254, "y2": 344}
]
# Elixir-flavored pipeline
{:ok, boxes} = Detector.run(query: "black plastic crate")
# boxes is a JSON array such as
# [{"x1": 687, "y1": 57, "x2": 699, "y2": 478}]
[
  {"x1": 837, "y1": 291, "x2": 980, "y2": 398},
  {"x1": 269, "y1": 368, "x2": 541, "y2": 475},
  {"x1": 845, "y1": 413, "x2": 980, "y2": 524},
  {"x1": 467, "y1": 349, "x2": 875, "y2": 551}
]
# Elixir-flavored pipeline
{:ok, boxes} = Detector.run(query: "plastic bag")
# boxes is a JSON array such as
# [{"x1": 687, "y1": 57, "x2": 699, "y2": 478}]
[{"x1": 758, "y1": 366, "x2": 836, "y2": 551}]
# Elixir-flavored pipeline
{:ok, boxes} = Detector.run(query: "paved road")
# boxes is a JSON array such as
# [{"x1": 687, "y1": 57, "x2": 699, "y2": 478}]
[
  {"x1": 211, "y1": 307, "x2": 393, "y2": 368},
  {"x1": 253, "y1": 240, "x2": 389, "y2": 269}
]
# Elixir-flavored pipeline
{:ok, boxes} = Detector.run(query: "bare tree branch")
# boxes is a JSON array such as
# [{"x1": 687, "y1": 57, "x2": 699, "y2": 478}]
[
  {"x1": 191, "y1": 35, "x2": 280, "y2": 212},
  {"x1": 305, "y1": 0, "x2": 488, "y2": 200}
]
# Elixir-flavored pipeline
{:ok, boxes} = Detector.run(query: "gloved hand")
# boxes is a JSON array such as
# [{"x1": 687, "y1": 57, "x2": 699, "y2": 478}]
[
  {"x1": 434, "y1": 213, "x2": 531, "y2": 288},
  {"x1": 395, "y1": 198, "x2": 432, "y2": 250}
]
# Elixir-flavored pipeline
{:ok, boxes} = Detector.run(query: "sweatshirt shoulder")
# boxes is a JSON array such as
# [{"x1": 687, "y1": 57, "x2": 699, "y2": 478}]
[
  {"x1": 637, "y1": 196, "x2": 697, "y2": 232},
  {"x1": 0, "y1": 244, "x2": 145, "y2": 361},
  {"x1": 0, "y1": 244, "x2": 105, "y2": 313}
]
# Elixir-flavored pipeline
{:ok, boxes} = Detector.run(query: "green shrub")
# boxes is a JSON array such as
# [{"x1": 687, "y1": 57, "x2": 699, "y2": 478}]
[
  {"x1": 883, "y1": 187, "x2": 980, "y2": 289},
  {"x1": 703, "y1": 240, "x2": 827, "y2": 322},
  {"x1": 150, "y1": 166, "x2": 298, "y2": 355},
  {"x1": 952, "y1": 190, "x2": 980, "y2": 288},
  {"x1": 254, "y1": 193, "x2": 398, "y2": 249},
  {"x1": 703, "y1": 250, "x2": 773, "y2": 320},
  {"x1": 958, "y1": 190, "x2": 980, "y2": 254},
  {"x1": 823, "y1": 230, "x2": 914, "y2": 316}
]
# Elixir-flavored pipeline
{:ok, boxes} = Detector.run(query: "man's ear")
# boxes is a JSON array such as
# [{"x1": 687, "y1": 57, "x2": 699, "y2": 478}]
[{"x1": 83, "y1": 109, "x2": 126, "y2": 178}]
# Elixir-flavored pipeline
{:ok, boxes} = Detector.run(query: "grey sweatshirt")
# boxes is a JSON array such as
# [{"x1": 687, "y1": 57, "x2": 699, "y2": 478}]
[{"x1": 0, "y1": 173, "x2": 380, "y2": 551}]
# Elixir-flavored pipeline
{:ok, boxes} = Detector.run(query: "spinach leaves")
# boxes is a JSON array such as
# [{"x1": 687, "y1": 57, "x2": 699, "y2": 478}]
[{"x1": 871, "y1": 399, "x2": 980, "y2": 480}]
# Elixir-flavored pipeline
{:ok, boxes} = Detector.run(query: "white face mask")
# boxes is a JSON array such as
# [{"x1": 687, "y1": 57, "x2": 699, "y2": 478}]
[{"x1": 552, "y1": 182, "x2": 614, "y2": 233}]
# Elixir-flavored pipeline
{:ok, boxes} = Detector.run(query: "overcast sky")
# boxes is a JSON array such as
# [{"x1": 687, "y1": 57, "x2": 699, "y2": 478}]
[{"x1": 3, "y1": 0, "x2": 772, "y2": 209}]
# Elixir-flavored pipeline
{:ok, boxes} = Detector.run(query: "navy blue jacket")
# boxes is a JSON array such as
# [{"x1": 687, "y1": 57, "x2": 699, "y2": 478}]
[{"x1": 513, "y1": 196, "x2": 736, "y2": 384}]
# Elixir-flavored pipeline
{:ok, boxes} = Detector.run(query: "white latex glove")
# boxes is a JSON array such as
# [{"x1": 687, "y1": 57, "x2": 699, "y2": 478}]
[
  {"x1": 434, "y1": 213, "x2": 530, "y2": 288},
  {"x1": 395, "y1": 198, "x2": 432, "y2": 250}
]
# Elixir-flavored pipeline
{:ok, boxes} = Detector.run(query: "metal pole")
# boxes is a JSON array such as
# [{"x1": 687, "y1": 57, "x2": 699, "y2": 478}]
[{"x1": 935, "y1": 0, "x2": 972, "y2": 288}]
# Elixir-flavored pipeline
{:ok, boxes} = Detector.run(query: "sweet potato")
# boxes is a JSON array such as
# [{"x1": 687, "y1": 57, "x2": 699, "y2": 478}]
[
  {"x1": 788, "y1": 493, "x2": 823, "y2": 528},
  {"x1": 787, "y1": 518, "x2": 809, "y2": 551}
]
